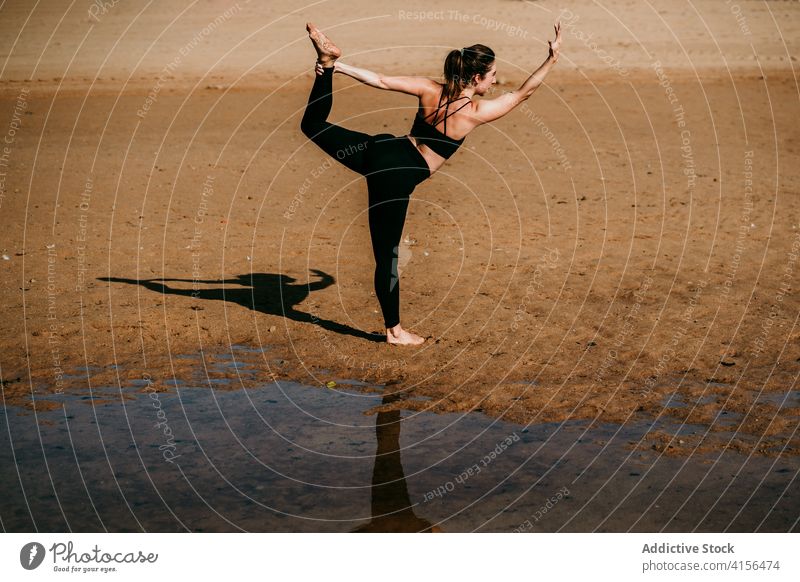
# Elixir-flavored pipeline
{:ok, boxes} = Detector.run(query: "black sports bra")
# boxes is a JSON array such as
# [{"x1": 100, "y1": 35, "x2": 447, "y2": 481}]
[{"x1": 408, "y1": 89, "x2": 471, "y2": 159}]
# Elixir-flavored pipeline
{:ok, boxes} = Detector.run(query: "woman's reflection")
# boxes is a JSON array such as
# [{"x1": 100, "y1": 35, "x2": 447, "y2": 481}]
[{"x1": 353, "y1": 391, "x2": 443, "y2": 533}]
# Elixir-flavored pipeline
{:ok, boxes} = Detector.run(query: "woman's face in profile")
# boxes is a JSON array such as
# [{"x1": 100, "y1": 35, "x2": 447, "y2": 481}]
[{"x1": 474, "y1": 63, "x2": 497, "y2": 95}]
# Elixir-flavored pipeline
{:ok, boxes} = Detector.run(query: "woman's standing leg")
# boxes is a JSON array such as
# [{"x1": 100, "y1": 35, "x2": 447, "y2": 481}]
[
  {"x1": 366, "y1": 139, "x2": 429, "y2": 345},
  {"x1": 367, "y1": 179, "x2": 411, "y2": 331}
]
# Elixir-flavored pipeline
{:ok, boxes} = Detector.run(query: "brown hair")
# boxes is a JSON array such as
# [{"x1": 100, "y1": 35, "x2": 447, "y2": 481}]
[{"x1": 443, "y1": 44, "x2": 495, "y2": 102}]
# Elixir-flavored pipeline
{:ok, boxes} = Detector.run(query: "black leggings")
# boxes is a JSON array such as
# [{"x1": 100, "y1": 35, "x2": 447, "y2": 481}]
[{"x1": 300, "y1": 67, "x2": 430, "y2": 329}]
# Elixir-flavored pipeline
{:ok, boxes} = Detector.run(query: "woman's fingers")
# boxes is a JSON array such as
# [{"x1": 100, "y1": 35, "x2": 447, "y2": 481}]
[
  {"x1": 551, "y1": 21, "x2": 562, "y2": 52},
  {"x1": 547, "y1": 21, "x2": 561, "y2": 61}
]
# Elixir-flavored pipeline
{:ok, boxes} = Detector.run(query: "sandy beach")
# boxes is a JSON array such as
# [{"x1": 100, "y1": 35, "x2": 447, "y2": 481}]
[{"x1": 1, "y1": 0, "x2": 799, "y2": 532}]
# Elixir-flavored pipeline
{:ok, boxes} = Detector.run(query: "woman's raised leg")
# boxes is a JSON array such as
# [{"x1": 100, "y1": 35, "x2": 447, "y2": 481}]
[{"x1": 301, "y1": 25, "x2": 372, "y2": 175}]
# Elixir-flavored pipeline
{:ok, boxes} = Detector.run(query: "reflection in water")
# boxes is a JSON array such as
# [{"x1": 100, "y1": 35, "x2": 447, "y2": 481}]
[
  {"x1": 353, "y1": 392, "x2": 441, "y2": 533},
  {"x1": 1, "y1": 356, "x2": 798, "y2": 532}
]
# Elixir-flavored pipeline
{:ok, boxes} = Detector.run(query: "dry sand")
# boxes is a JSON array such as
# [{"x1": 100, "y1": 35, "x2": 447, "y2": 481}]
[{"x1": 1, "y1": 0, "x2": 799, "y2": 458}]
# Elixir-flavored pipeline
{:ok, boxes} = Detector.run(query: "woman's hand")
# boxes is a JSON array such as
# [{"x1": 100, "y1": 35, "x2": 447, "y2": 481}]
[
  {"x1": 548, "y1": 21, "x2": 562, "y2": 63},
  {"x1": 314, "y1": 62, "x2": 325, "y2": 75}
]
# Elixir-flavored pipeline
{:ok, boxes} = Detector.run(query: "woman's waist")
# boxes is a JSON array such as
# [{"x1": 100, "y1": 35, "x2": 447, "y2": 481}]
[
  {"x1": 405, "y1": 135, "x2": 443, "y2": 175},
  {"x1": 365, "y1": 133, "x2": 433, "y2": 179}
]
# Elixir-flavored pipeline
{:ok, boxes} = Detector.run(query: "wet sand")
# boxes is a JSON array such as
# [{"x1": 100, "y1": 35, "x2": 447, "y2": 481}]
[{"x1": 1, "y1": 0, "x2": 799, "y2": 530}]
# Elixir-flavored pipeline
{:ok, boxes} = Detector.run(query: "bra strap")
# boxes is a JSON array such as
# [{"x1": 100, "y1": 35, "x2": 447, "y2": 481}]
[
  {"x1": 420, "y1": 91, "x2": 471, "y2": 136},
  {"x1": 424, "y1": 88, "x2": 447, "y2": 126},
  {"x1": 442, "y1": 98, "x2": 471, "y2": 136},
  {"x1": 422, "y1": 89, "x2": 469, "y2": 123}
]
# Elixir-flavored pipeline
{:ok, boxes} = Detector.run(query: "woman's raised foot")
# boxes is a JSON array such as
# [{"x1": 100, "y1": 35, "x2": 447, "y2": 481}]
[{"x1": 306, "y1": 22, "x2": 341, "y2": 67}]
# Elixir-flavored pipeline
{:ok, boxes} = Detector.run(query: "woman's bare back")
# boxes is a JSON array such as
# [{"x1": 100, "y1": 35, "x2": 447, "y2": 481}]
[
  {"x1": 406, "y1": 81, "x2": 478, "y2": 173},
  {"x1": 416, "y1": 83, "x2": 475, "y2": 141}
]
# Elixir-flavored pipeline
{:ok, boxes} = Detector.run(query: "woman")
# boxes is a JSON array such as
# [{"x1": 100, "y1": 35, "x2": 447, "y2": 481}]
[{"x1": 301, "y1": 22, "x2": 562, "y2": 346}]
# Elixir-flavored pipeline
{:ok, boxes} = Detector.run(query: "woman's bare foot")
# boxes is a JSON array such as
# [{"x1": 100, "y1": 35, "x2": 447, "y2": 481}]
[
  {"x1": 386, "y1": 324, "x2": 425, "y2": 346},
  {"x1": 306, "y1": 22, "x2": 341, "y2": 67}
]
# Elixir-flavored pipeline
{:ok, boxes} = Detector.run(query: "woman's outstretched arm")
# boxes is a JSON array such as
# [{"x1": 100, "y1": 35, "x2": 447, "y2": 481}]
[
  {"x1": 474, "y1": 22, "x2": 562, "y2": 124},
  {"x1": 315, "y1": 61, "x2": 435, "y2": 96}
]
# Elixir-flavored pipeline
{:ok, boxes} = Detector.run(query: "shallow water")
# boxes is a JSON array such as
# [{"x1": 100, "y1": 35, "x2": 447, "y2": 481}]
[{"x1": 1, "y1": 353, "x2": 798, "y2": 532}]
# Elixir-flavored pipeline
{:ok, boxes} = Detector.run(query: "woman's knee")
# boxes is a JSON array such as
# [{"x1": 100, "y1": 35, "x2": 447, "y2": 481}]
[{"x1": 300, "y1": 116, "x2": 318, "y2": 139}]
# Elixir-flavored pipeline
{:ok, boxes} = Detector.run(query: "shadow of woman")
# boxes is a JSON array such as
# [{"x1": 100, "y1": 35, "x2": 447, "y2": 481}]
[
  {"x1": 352, "y1": 391, "x2": 444, "y2": 533},
  {"x1": 98, "y1": 269, "x2": 383, "y2": 342}
]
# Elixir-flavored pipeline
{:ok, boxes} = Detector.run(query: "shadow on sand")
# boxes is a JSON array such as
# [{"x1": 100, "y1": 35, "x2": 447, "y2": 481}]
[{"x1": 99, "y1": 269, "x2": 384, "y2": 342}]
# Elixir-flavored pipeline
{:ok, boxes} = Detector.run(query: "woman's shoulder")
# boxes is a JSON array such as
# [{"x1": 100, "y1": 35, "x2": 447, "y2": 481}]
[{"x1": 419, "y1": 79, "x2": 444, "y2": 97}]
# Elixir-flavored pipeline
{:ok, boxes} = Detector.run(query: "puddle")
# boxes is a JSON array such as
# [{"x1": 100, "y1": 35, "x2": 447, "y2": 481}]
[{"x1": 1, "y1": 360, "x2": 798, "y2": 532}]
